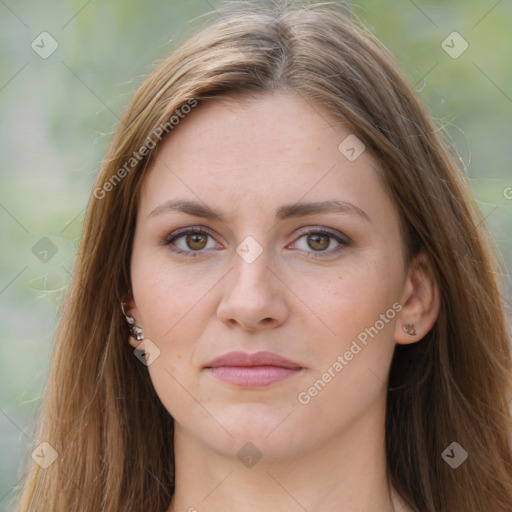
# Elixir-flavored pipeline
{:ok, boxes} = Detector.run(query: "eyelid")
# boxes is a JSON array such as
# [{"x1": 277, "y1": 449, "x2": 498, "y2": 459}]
[
  {"x1": 164, "y1": 225, "x2": 216, "y2": 241},
  {"x1": 291, "y1": 226, "x2": 351, "y2": 244}
]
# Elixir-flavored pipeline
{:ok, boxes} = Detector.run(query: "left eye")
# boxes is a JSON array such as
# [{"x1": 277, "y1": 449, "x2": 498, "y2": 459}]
[{"x1": 290, "y1": 229, "x2": 349, "y2": 256}]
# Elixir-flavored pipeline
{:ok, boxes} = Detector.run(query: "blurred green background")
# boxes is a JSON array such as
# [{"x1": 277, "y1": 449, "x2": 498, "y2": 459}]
[{"x1": 0, "y1": 1, "x2": 511, "y2": 509}]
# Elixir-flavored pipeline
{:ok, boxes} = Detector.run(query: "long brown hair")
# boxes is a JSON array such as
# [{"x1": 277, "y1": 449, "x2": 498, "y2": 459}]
[{"x1": 16, "y1": 1, "x2": 512, "y2": 510}]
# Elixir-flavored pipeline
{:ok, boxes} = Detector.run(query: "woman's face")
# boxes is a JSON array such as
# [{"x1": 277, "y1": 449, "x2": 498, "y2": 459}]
[{"x1": 128, "y1": 92, "x2": 410, "y2": 460}]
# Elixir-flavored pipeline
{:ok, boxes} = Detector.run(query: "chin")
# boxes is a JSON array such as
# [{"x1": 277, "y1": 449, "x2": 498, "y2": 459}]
[{"x1": 208, "y1": 404, "x2": 305, "y2": 452}]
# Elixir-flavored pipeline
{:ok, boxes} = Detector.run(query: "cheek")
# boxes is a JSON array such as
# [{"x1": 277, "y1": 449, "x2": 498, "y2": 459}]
[
  {"x1": 131, "y1": 258, "x2": 216, "y2": 418},
  {"x1": 299, "y1": 254, "x2": 403, "y2": 405},
  {"x1": 297, "y1": 252, "x2": 402, "y2": 342},
  {"x1": 131, "y1": 245, "x2": 215, "y2": 339},
  {"x1": 291, "y1": 261, "x2": 401, "y2": 430},
  {"x1": 130, "y1": 249, "x2": 215, "y2": 389}
]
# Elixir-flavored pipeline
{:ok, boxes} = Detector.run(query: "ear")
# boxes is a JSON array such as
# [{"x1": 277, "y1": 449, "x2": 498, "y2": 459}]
[
  {"x1": 122, "y1": 293, "x2": 143, "y2": 349},
  {"x1": 394, "y1": 250, "x2": 440, "y2": 345}
]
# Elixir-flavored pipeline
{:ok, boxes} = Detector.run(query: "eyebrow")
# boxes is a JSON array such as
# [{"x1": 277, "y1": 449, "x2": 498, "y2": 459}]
[{"x1": 148, "y1": 199, "x2": 371, "y2": 223}]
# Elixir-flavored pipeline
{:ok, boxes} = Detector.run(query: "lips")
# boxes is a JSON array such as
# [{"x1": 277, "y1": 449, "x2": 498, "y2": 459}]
[
  {"x1": 206, "y1": 351, "x2": 302, "y2": 369},
  {"x1": 204, "y1": 351, "x2": 303, "y2": 387}
]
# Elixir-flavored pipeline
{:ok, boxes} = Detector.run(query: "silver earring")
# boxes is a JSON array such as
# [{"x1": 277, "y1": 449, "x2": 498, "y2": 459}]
[
  {"x1": 403, "y1": 323, "x2": 417, "y2": 336},
  {"x1": 129, "y1": 325, "x2": 144, "y2": 342},
  {"x1": 121, "y1": 301, "x2": 144, "y2": 341}
]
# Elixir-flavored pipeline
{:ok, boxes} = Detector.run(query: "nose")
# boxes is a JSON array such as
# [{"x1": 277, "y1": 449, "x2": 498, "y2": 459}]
[{"x1": 216, "y1": 244, "x2": 289, "y2": 332}]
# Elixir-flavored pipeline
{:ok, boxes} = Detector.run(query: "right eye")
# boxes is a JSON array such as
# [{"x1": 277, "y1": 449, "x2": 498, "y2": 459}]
[{"x1": 164, "y1": 227, "x2": 222, "y2": 257}]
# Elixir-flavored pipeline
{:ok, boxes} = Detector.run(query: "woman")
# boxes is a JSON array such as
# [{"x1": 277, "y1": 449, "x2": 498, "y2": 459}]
[{"x1": 16, "y1": 1, "x2": 512, "y2": 511}]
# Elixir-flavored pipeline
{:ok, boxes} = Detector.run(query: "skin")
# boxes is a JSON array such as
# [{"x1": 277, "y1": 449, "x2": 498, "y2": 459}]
[{"x1": 126, "y1": 92, "x2": 439, "y2": 512}]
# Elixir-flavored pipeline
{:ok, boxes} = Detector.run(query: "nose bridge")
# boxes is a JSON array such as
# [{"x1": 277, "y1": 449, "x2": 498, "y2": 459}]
[
  {"x1": 216, "y1": 234, "x2": 288, "y2": 330},
  {"x1": 227, "y1": 204, "x2": 271, "y2": 284},
  {"x1": 230, "y1": 235, "x2": 273, "y2": 297}
]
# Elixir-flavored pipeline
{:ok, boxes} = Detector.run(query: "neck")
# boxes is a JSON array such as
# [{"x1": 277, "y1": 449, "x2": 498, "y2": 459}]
[{"x1": 167, "y1": 402, "x2": 399, "y2": 512}]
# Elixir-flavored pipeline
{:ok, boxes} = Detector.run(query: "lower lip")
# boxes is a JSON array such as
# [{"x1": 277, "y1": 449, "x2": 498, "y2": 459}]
[{"x1": 207, "y1": 365, "x2": 301, "y2": 387}]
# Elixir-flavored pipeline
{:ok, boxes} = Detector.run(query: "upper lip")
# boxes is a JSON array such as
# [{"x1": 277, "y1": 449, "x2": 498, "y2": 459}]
[{"x1": 205, "y1": 351, "x2": 302, "y2": 369}]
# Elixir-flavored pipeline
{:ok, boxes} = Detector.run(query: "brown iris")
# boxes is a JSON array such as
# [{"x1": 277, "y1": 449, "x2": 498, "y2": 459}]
[
  {"x1": 187, "y1": 232, "x2": 208, "y2": 250},
  {"x1": 307, "y1": 233, "x2": 330, "y2": 251}
]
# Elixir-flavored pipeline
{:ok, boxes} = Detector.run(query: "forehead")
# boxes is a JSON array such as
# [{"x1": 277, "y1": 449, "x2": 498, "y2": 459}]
[{"x1": 138, "y1": 92, "x2": 393, "y2": 226}]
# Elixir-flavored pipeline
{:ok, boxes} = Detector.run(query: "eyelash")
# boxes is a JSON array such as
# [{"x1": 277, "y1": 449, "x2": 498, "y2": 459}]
[{"x1": 163, "y1": 226, "x2": 351, "y2": 259}]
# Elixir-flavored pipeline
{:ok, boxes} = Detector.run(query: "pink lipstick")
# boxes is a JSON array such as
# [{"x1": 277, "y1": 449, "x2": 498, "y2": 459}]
[{"x1": 204, "y1": 351, "x2": 303, "y2": 387}]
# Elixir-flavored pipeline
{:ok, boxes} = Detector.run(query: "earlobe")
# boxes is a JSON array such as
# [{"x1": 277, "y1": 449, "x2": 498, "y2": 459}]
[{"x1": 394, "y1": 250, "x2": 440, "y2": 345}]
